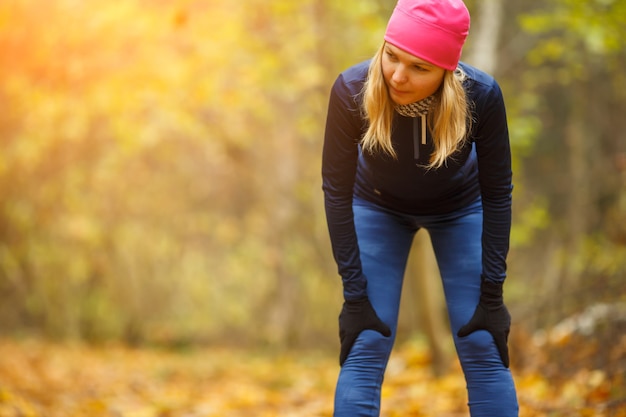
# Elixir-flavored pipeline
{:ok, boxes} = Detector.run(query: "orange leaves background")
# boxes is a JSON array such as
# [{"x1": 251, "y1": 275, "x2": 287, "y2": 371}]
[
  {"x1": 0, "y1": 1, "x2": 625, "y2": 415},
  {"x1": 1, "y1": 338, "x2": 624, "y2": 417}
]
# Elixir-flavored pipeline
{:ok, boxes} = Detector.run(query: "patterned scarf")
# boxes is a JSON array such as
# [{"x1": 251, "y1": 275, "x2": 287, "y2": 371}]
[{"x1": 394, "y1": 95, "x2": 435, "y2": 118}]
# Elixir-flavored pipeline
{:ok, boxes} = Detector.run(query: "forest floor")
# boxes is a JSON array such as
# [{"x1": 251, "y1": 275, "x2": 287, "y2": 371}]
[{"x1": 0, "y1": 338, "x2": 624, "y2": 417}]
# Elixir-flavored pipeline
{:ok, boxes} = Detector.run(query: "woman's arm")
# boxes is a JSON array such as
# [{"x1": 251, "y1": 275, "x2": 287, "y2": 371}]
[
  {"x1": 473, "y1": 79, "x2": 513, "y2": 284},
  {"x1": 321, "y1": 73, "x2": 368, "y2": 301},
  {"x1": 460, "y1": 76, "x2": 513, "y2": 368}
]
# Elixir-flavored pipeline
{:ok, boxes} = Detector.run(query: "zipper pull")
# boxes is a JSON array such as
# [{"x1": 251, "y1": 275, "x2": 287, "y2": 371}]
[{"x1": 413, "y1": 117, "x2": 420, "y2": 161}]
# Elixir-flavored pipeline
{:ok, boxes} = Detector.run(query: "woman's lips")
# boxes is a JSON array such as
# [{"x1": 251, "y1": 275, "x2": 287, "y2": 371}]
[{"x1": 390, "y1": 86, "x2": 406, "y2": 95}]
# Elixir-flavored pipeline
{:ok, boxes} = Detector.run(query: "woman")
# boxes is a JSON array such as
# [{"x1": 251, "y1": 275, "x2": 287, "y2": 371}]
[{"x1": 321, "y1": 0, "x2": 519, "y2": 416}]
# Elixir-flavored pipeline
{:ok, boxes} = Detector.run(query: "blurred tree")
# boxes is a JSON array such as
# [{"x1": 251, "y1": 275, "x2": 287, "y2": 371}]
[
  {"x1": 507, "y1": 0, "x2": 626, "y2": 324},
  {"x1": 0, "y1": 0, "x2": 389, "y2": 346},
  {"x1": 495, "y1": 0, "x2": 626, "y2": 377}
]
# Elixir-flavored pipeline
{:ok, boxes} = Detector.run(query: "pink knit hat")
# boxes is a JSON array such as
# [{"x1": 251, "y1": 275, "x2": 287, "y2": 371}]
[{"x1": 384, "y1": 0, "x2": 470, "y2": 71}]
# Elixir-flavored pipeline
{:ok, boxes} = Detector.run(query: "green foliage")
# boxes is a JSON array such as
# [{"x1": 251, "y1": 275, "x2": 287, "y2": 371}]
[
  {"x1": 504, "y1": 0, "x2": 626, "y2": 331},
  {"x1": 519, "y1": 0, "x2": 626, "y2": 81},
  {"x1": 510, "y1": 198, "x2": 550, "y2": 247}
]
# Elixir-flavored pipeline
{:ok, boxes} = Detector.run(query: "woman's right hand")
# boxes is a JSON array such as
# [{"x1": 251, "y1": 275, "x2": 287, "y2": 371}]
[{"x1": 339, "y1": 297, "x2": 391, "y2": 366}]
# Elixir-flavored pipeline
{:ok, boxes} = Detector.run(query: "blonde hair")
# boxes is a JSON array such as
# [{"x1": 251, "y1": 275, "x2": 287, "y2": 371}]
[{"x1": 360, "y1": 43, "x2": 471, "y2": 169}]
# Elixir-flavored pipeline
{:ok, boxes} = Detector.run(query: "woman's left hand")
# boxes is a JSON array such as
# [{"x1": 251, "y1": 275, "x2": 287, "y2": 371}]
[{"x1": 457, "y1": 279, "x2": 511, "y2": 368}]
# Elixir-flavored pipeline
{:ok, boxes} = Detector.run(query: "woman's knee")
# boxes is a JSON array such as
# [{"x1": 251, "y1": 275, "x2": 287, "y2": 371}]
[
  {"x1": 455, "y1": 329, "x2": 502, "y2": 366},
  {"x1": 347, "y1": 329, "x2": 395, "y2": 364}
]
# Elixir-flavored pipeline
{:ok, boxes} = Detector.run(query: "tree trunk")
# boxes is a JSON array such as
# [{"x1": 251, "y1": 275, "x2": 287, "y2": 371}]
[
  {"x1": 401, "y1": 231, "x2": 451, "y2": 376},
  {"x1": 467, "y1": 0, "x2": 503, "y2": 75}
]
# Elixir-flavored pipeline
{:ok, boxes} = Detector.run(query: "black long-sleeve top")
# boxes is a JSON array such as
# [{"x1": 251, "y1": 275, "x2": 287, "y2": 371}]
[{"x1": 322, "y1": 60, "x2": 513, "y2": 301}]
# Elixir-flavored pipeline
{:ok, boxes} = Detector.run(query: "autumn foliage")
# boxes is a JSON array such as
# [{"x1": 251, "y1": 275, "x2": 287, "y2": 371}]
[
  {"x1": 0, "y1": 338, "x2": 624, "y2": 417},
  {"x1": 1, "y1": 0, "x2": 625, "y2": 416}
]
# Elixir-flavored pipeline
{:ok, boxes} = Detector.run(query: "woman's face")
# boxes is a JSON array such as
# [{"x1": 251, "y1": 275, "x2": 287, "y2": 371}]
[{"x1": 381, "y1": 43, "x2": 446, "y2": 105}]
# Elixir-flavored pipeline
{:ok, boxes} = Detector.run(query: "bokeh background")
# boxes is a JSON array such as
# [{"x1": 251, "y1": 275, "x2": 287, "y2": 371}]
[{"x1": 1, "y1": 0, "x2": 625, "y2": 389}]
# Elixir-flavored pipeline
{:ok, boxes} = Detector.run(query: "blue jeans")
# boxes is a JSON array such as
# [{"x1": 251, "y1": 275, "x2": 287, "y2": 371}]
[{"x1": 334, "y1": 196, "x2": 518, "y2": 417}]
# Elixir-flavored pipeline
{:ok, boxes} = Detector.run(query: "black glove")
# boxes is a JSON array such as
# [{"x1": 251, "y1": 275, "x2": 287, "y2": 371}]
[
  {"x1": 339, "y1": 297, "x2": 391, "y2": 366},
  {"x1": 457, "y1": 279, "x2": 511, "y2": 368}
]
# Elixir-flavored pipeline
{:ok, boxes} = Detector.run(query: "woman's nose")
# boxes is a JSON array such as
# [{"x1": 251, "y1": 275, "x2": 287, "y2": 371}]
[{"x1": 391, "y1": 65, "x2": 407, "y2": 84}]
